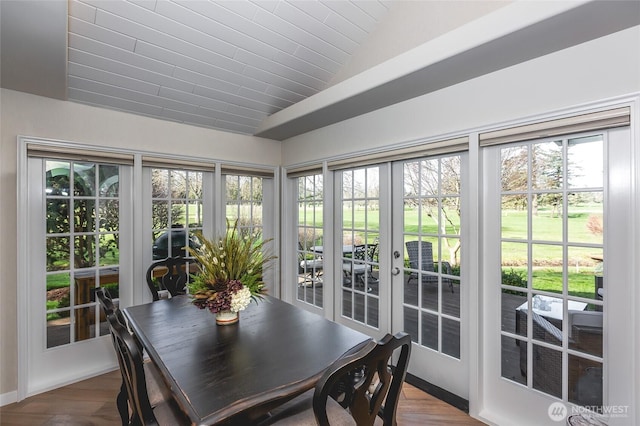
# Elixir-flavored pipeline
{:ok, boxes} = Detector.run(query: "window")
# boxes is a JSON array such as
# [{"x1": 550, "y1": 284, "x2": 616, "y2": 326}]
[
  {"x1": 499, "y1": 135, "x2": 604, "y2": 406},
  {"x1": 45, "y1": 160, "x2": 122, "y2": 347}
]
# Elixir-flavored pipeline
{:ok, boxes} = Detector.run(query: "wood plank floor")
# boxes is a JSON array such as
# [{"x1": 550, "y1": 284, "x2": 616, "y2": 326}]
[{"x1": 0, "y1": 370, "x2": 485, "y2": 425}]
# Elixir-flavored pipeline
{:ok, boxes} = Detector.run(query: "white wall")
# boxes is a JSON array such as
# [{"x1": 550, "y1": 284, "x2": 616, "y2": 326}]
[
  {"x1": 0, "y1": 89, "x2": 281, "y2": 397},
  {"x1": 283, "y1": 26, "x2": 640, "y2": 165}
]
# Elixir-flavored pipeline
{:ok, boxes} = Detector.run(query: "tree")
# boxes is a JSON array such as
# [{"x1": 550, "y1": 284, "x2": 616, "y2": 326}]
[{"x1": 403, "y1": 156, "x2": 462, "y2": 266}]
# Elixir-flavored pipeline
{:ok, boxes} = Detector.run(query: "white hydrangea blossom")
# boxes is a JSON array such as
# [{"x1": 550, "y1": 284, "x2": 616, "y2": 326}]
[{"x1": 230, "y1": 286, "x2": 252, "y2": 313}]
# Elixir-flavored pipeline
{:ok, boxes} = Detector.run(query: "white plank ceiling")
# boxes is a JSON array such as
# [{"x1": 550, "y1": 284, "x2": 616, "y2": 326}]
[{"x1": 66, "y1": 0, "x2": 393, "y2": 135}]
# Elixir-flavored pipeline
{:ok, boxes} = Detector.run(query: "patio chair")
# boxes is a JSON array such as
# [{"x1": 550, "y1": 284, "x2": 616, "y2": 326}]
[
  {"x1": 518, "y1": 310, "x2": 603, "y2": 404},
  {"x1": 405, "y1": 241, "x2": 453, "y2": 293},
  {"x1": 342, "y1": 243, "x2": 378, "y2": 288},
  {"x1": 298, "y1": 242, "x2": 324, "y2": 286}
]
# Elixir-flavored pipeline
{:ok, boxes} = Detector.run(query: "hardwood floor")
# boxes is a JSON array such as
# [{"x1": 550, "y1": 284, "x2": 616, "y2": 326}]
[{"x1": 0, "y1": 370, "x2": 485, "y2": 425}]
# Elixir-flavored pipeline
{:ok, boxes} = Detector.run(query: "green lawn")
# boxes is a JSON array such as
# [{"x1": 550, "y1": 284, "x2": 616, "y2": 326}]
[
  {"x1": 300, "y1": 204, "x2": 602, "y2": 297},
  {"x1": 503, "y1": 266, "x2": 597, "y2": 299}
]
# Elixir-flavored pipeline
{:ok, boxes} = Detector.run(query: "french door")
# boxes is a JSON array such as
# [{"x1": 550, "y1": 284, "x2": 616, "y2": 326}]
[
  {"x1": 481, "y1": 127, "x2": 635, "y2": 425},
  {"x1": 335, "y1": 154, "x2": 468, "y2": 397},
  {"x1": 391, "y1": 154, "x2": 468, "y2": 398},
  {"x1": 24, "y1": 154, "x2": 132, "y2": 397},
  {"x1": 334, "y1": 165, "x2": 390, "y2": 338}
]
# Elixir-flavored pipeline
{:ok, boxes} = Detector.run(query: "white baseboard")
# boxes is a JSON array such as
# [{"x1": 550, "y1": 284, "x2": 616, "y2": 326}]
[{"x1": 0, "y1": 390, "x2": 18, "y2": 407}]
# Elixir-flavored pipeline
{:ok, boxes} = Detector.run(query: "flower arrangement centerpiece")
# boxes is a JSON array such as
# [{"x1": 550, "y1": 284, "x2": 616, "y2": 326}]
[{"x1": 186, "y1": 220, "x2": 276, "y2": 325}]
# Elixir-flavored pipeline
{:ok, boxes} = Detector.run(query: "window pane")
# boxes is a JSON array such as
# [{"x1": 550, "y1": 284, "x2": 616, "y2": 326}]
[
  {"x1": 568, "y1": 135, "x2": 603, "y2": 189},
  {"x1": 46, "y1": 161, "x2": 70, "y2": 196},
  {"x1": 47, "y1": 200, "x2": 69, "y2": 234},
  {"x1": 404, "y1": 307, "x2": 419, "y2": 343},
  {"x1": 502, "y1": 335, "x2": 526, "y2": 386},
  {"x1": 420, "y1": 159, "x2": 439, "y2": 196},
  {"x1": 568, "y1": 357, "x2": 602, "y2": 408},
  {"x1": 531, "y1": 244, "x2": 562, "y2": 294},
  {"x1": 442, "y1": 318, "x2": 460, "y2": 358},
  {"x1": 532, "y1": 343, "x2": 562, "y2": 398},
  {"x1": 501, "y1": 145, "x2": 528, "y2": 191},
  {"x1": 502, "y1": 242, "x2": 528, "y2": 269},
  {"x1": 532, "y1": 141, "x2": 562, "y2": 191},
  {"x1": 442, "y1": 197, "x2": 460, "y2": 234},
  {"x1": 419, "y1": 198, "x2": 438, "y2": 234},
  {"x1": 152, "y1": 169, "x2": 169, "y2": 197},
  {"x1": 152, "y1": 200, "x2": 169, "y2": 230},
  {"x1": 47, "y1": 237, "x2": 70, "y2": 271},
  {"x1": 99, "y1": 200, "x2": 119, "y2": 231},
  {"x1": 532, "y1": 193, "x2": 562, "y2": 242},
  {"x1": 75, "y1": 235, "x2": 96, "y2": 268},
  {"x1": 502, "y1": 196, "x2": 528, "y2": 239},
  {"x1": 99, "y1": 165, "x2": 119, "y2": 196},
  {"x1": 99, "y1": 234, "x2": 118, "y2": 266},
  {"x1": 568, "y1": 192, "x2": 603, "y2": 244},
  {"x1": 74, "y1": 163, "x2": 96, "y2": 196},
  {"x1": 504, "y1": 289, "x2": 527, "y2": 335},
  {"x1": 170, "y1": 170, "x2": 187, "y2": 198},
  {"x1": 74, "y1": 200, "x2": 95, "y2": 233},
  {"x1": 568, "y1": 246, "x2": 601, "y2": 299},
  {"x1": 421, "y1": 311, "x2": 438, "y2": 351}
]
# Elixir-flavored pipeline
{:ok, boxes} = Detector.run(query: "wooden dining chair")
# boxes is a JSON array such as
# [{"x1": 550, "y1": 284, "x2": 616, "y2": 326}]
[
  {"x1": 145, "y1": 256, "x2": 192, "y2": 301},
  {"x1": 100, "y1": 291, "x2": 189, "y2": 426},
  {"x1": 261, "y1": 332, "x2": 412, "y2": 426},
  {"x1": 95, "y1": 286, "x2": 128, "y2": 327}
]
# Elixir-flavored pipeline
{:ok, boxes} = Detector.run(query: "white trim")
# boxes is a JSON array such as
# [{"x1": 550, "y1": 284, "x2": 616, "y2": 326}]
[
  {"x1": 632, "y1": 95, "x2": 640, "y2": 424},
  {"x1": 479, "y1": 107, "x2": 630, "y2": 146},
  {"x1": 0, "y1": 391, "x2": 17, "y2": 407},
  {"x1": 467, "y1": 132, "x2": 482, "y2": 419},
  {"x1": 472, "y1": 93, "x2": 640, "y2": 142},
  {"x1": 19, "y1": 136, "x2": 278, "y2": 176},
  {"x1": 16, "y1": 137, "x2": 30, "y2": 402},
  {"x1": 323, "y1": 163, "x2": 335, "y2": 321}
]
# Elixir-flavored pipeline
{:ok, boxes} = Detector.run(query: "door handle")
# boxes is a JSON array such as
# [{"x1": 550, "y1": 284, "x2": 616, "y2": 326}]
[{"x1": 391, "y1": 267, "x2": 401, "y2": 276}]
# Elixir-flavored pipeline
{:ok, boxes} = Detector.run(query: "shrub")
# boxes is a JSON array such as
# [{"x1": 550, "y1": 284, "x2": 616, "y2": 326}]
[{"x1": 502, "y1": 268, "x2": 527, "y2": 288}]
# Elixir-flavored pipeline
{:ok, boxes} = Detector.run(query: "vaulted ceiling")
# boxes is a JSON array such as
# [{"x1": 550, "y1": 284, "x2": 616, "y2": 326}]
[
  {"x1": 2, "y1": 1, "x2": 639, "y2": 141},
  {"x1": 2, "y1": 0, "x2": 396, "y2": 135}
]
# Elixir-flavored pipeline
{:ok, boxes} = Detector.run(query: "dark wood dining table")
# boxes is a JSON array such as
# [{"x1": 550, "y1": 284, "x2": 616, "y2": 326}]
[{"x1": 122, "y1": 295, "x2": 371, "y2": 425}]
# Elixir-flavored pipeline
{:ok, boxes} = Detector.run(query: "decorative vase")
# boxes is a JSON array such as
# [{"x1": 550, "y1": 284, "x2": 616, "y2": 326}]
[{"x1": 215, "y1": 310, "x2": 239, "y2": 325}]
